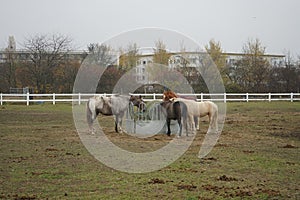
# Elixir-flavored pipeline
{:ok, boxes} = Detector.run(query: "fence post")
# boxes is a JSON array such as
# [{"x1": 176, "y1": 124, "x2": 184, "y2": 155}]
[
  {"x1": 268, "y1": 93, "x2": 271, "y2": 102},
  {"x1": 53, "y1": 93, "x2": 55, "y2": 105},
  {"x1": 153, "y1": 93, "x2": 156, "y2": 100},
  {"x1": 291, "y1": 92, "x2": 293, "y2": 102},
  {"x1": 201, "y1": 93, "x2": 203, "y2": 102},
  {"x1": 246, "y1": 93, "x2": 249, "y2": 102},
  {"x1": 78, "y1": 93, "x2": 81, "y2": 105},
  {"x1": 0, "y1": 93, "x2": 2, "y2": 106},
  {"x1": 26, "y1": 92, "x2": 30, "y2": 106},
  {"x1": 224, "y1": 93, "x2": 226, "y2": 103}
]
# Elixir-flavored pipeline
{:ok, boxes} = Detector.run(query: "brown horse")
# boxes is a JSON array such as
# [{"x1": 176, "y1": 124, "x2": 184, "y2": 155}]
[{"x1": 160, "y1": 100, "x2": 188, "y2": 136}]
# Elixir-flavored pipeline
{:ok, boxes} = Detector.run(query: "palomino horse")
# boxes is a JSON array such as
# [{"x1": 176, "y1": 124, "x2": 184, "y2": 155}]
[
  {"x1": 86, "y1": 95, "x2": 145, "y2": 134},
  {"x1": 160, "y1": 100, "x2": 188, "y2": 136},
  {"x1": 163, "y1": 91, "x2": 218, "y2": 133}
]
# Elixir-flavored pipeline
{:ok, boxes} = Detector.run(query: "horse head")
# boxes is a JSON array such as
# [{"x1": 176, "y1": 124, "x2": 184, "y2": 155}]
[{"x1": 130, "y1": 95, "x2": 146, "y2": 112}]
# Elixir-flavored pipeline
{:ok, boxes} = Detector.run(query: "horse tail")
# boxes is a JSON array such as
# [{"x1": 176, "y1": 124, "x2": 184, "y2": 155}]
[
  {"x1": 178, "y1": 101, "x2": 189, "y2": 135},
  {"x1": 179, "y1": 101, "x2": 188, "y2": 119}
]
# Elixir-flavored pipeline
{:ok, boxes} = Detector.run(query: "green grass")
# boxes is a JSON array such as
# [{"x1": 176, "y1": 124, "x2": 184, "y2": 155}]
[{"x1": 0, "y1": 102, "x2": 299, "y2": 199}]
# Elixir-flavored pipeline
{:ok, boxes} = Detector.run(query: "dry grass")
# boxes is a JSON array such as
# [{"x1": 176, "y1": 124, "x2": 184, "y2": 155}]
[{"x1": 0, "y1": 102, "x2": 299, "y2": 199}]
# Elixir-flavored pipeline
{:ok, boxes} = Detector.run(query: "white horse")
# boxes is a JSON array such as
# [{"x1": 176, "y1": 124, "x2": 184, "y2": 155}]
[
  {"x1": 163, "y1": 91, "x2": 218, "y2": 134},
  {"x1": 86, "y1": 95, "x2": 145, "y2": 134}
]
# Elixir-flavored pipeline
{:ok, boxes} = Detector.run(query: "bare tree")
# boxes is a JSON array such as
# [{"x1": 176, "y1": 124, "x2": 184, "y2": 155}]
[
  {"x1": 87, "y1": 43, "x2": 115, "y2": 66},
  {"x1": 23, "y1": 34, "x2": 72, "y2": 93},
  {"x1": 269, "y1": 52, "x2": 300, "y2": 92},
  {"x1": 85, "y1": 43, "x2": 120, "y2": 93}
]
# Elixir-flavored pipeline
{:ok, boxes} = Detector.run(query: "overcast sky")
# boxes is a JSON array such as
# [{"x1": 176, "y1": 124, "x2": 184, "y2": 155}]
[{"x1": 1, "y1": 0, "x2": 299, "y2": 56}]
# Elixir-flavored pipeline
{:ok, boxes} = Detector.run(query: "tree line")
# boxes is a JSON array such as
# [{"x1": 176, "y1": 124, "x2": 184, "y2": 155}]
[{"x1": 0, "y1": 34, "x2": 299, "y2": 94}]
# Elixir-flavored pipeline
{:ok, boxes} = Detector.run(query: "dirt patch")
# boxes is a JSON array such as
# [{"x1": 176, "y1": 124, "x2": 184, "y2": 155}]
[
  {"x1": 4, "y1": 194, "x2": 37, "y2": 200},
  {"x1": 217, "y1": 175, "x2": 239, "y2": 181},
  {"x1": 176, "y1": 184, "x2": 197, "y2": 191},
  {"x1": 279, "y1": 144, "x2": 297, "y2": 148},
  {"x1": 148, "y1": 178, "x2": 165, "y2": 184},
  {"x1": 45, "y1": 147, "x2": 60, "y2": 152},
  {"x1": 242, "y1": 150, "x2": 255, "y2": 154}
]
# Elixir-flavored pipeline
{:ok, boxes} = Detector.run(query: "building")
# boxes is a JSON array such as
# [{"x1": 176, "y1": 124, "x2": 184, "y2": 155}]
[{"x1": 133, "y1": 50, "x2": 286, "y2": 85}]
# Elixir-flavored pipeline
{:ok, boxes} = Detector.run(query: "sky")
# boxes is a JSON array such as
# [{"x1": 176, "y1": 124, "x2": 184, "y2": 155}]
[{"x1": 1, "y1": 0, "x2": 299, "y2": 56}]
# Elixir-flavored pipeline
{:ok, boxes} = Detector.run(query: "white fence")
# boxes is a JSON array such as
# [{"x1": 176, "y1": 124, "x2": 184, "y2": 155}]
[{"x1": 0, "y1": 93, "x2": 299, "y2": 106}]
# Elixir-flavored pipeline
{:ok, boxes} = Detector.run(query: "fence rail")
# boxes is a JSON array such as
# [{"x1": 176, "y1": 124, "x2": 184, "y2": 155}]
[{"x1": 0, "y1": 92, "x2": 299, "y2": 106}]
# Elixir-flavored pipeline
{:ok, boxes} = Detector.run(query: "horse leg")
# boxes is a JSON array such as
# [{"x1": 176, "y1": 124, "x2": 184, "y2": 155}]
[
  {"x1": 118, "y1": 112, "x2": 126, "y2": 133},
  {"x1": 178, "y1": 118, "x2": 182, "y2": 137},
  {"x1": 115, "y1": 116, "x2": 119, "y2": 133},
  {"x1": 194, "y1": 116, "x2": 199, "y2": 131},
  {"x1": 208, "y1": 112, "x2": 217, "y2": 133},
  {"x1": 86, "y1": 103, "x2": 96, "y2": 134},
  {"x1": 182, "y1": 116, "x2": 188, "y2": 136},
  {"x1": 188, "y1": 115, "x2": 196, "y2": 135},
  {"x1": 166, "y1": 119, "x2": 171, "y2": 136},
  {"x1": 87, "y1": 116, "x2": 94, "y2": 134},
  {"x1": 210, "y1": 110, "x2": 218, "y2": 133},
  {"x1": 119, "y1": 118, "x2": 123, "y2": 133}
]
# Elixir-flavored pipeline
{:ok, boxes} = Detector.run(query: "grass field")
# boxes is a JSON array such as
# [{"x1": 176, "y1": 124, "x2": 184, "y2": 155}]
[{"x1": 0, "y1": 102, "x2": 299, "y2": 199}]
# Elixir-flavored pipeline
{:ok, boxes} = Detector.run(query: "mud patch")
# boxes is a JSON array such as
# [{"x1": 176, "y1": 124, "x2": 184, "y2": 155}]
[
  {"x1": 217, "y1": 175, "x2": 239, "y2": 181},
  {"x1": 176, "y1": 184, "x2": 197, "y2": 191},
  {"x1": 148, "y1": 178, "x2": 165, "y2": 184},
  {"x1": 279, "y1": 144, "x2": 297, "y2": 148}
]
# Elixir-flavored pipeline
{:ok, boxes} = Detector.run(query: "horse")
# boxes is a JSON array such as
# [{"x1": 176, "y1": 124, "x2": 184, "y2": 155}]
[
  {"x1": 160, "y1": 100, "x2": 188, "y2": 136},
  {"x1": 86, "y1": 95, "x2": 145, "y2": 134},
  {"x1": 129, "y1": 95, "x2": 147, "y2": 113},
  {"x1": 163, "y1": 91, "x2": 219, "y2": 133}
]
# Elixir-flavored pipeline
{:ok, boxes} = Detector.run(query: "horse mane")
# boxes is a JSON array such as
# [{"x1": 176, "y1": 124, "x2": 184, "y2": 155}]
[
  {"x1": 163, "y1": 90, "x2": 197, "y2": 101},
  {"x1": 163, "y1": 90, "x2": 178, "y2": 101}
]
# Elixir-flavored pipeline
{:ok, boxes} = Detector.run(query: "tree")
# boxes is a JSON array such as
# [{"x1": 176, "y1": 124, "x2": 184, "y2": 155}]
[
  {"x1": 153, "y1": 40, "x2": 170, "y2": 65},
  {"x1": 0, "y1": 36, "x2": 18, "y2": 92},
  {"x1": 281, "y1": 52, "x2": 300, "y2": 92},
  {"x1": 118, "y1": 43, "x2": 139, "y2": 71},
  {"x1": 53, "y1": 60, "x2": 81, "y2": 93},
  {"x1": 269, "y1": 52, "x2": 300, "y2": 92},
  {"x1": 23, "y1": 34, "x2": 73, "y2": 93},
  {"x1": 97, "y1": 65, "x2": 125, "y2": 93},
  {"x1": 87, "y1": 43, "x2": 126, "y2": 93},
  {"x1": 87, "y1": 43, "x2": 114, "y2": 66},
  {"x1": 205, "y1": 39, "x2": 235, "y2": 92},
  {"x1": 205, "y1": 39, "x2": 226, "y2": 71},
  {"x1": 235, "y1": 38, "x2": 270, "y2": 92}
]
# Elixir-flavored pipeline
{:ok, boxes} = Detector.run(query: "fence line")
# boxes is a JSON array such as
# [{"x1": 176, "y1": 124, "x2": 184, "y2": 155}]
[{"x1": 0, "y1": 92, "x2": 299, "y2": 106}]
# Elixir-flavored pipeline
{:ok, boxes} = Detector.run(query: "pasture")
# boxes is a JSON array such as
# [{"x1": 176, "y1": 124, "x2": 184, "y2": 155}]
[{"x1": 0, "y1": 102, "x2": 299, "y2": 199}]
